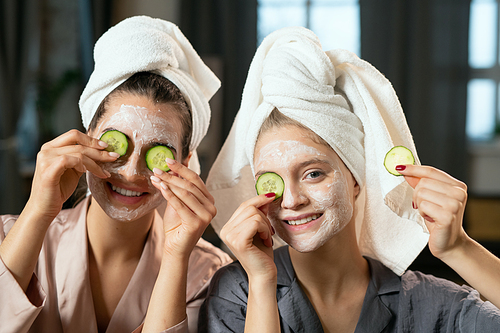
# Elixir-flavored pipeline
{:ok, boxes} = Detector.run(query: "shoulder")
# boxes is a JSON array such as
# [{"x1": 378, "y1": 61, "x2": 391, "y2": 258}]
[
  {"x1": 190, "y1": 238, "x2": 232, "y2": 274},
  {"x1": 186, "y1": 238, "x2": 233, "y2": 300},
  {"x1": 399, "y1": 270, "x2": 500, "y2": 330},
  {"x1": 401, "y1": 269, "x2": 470, "y2": 297},
  {"x1": 206, "y1": 259, "x2": 248, "y2": 299},
  {"x1": 1, "y1": 214, "x2": 20, "y2": 238},
  {"x1": 189, "y1": 238, "x2": 233, "y2": 270}
]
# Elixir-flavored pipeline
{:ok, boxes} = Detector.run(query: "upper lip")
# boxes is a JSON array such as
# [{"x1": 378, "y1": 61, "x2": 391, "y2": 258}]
[
  {"x1": 281, "y1": 212, "x2": 321, "y2": 221},
  {"x1": 108, "y1": 180, "x2": 149, "y2": 193}
]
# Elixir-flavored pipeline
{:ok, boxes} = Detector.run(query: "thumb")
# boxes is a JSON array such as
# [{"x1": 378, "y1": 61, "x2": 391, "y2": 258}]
[
  {"x1": 403, "y1": 175, "x2": 420, "y2": 189},
  {"x1": 258, "y1": 193, "x2": 276, "y2": 215}
]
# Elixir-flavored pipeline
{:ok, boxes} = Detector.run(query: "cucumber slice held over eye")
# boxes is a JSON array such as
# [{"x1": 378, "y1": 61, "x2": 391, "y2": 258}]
[
  {"x1": 146, "y1": 146, "x2": 175, "y2": 172},
  {"x1": 256, "y1": 172, "x2": 285, "y2": 199},
  {"x1": 100, "y1": 130, "x2": 128, "y2": 156},
  {"x1": 384, "y1": 146, "x2": 415, "y2": 176}
]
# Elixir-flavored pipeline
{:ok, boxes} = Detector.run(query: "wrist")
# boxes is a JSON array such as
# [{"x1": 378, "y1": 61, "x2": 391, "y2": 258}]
[
  {"x1": 248, "y1": 274, "x2": 278, "y2": 290},
  {"x1": 160, "y1": 250, "x2": 190, "y2": 271},
  {"x1": 437, "y1": 231, "x2": 473, "y2": 265},
  {"x1": 19, "y1": 201, "x2": 56, "y2": 232}
]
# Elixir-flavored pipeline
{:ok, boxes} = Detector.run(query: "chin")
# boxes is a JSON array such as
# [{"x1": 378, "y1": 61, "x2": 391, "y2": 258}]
[{"x1": 286, "y1": 234, "x2": 329, "y2": 253}]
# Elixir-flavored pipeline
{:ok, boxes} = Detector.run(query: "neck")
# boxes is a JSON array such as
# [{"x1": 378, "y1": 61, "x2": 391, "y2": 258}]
[
  {"x1": 86, "y1": 197, "x2": 154, "y2": 264},
  {"x1": 289, "y1": 222, "x2": 369, "y2": 301}
]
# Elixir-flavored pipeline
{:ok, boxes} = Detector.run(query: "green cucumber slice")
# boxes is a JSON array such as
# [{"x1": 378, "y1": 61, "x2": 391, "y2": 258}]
[
  {"x1": 100, "y1": 130, "x2": 128, "y2": 156},
  {"x1": 384, "y1": 146, "x2": 415, "y2": 176},
  {"x1": 146, "y1": 146, "x2": 175, "y2": 172},
  {"x1": 256, "y1": 172, "x2": 285, "y2": 199}
]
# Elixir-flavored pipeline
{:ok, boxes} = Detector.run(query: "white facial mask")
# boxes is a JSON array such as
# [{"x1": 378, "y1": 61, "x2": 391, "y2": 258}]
[
  {"x1": 254, "y1": 139, "x2": 354, "y2": 252},
  {"x1": 88, "y1": 104, "x2": 181, "y2": 222}
]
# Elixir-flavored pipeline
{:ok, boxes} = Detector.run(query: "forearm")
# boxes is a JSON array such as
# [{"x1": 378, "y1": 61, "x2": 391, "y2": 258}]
[
  {"x1": 245, "y1": 276, "x2": 280, "y2": 333},
  {"x1": 142, "y1": 254, "x2": 189, "y2": 333},
  {"x1": 441, "y1": 234, "x2": 500, "y2": 308},
  {"x1": 0, "y1": 203, "x2": 54, "y2": 291}
]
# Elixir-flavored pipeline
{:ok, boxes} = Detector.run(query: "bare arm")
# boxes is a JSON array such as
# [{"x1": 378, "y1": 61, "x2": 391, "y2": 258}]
[
  {"x1": 398, "y1": 164, "x2": 500, "y2": 308},
  {"x1": 0, "y1": 130, "x2": 116, "y2": 291},
  {"x1": 220, "y1": 194, "x2": 280, "y2": 333},
  {"x1": 142, "y1": 159, "x2": 216, "y2": 332}
]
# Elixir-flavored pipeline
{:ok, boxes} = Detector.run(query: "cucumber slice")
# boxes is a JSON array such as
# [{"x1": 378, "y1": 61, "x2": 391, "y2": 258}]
[
  {"x1": 100, "y1": 130, "x2": 128, "y2": 156},
  {"x1": 384, "y1": 146, "x2": 415, "y2": 176},
  {"x1": 256, "y1": 172, "x2": 285, "y2": 199},
  {"x1": 146, "y1": 146, "x2": 175, "y2": 172}
]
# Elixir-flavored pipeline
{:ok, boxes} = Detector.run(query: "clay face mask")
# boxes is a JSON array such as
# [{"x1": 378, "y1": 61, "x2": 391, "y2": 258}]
[
  {"x1": 254, "y1": 137, "x2": 354, "y2": 253},
  {"x1": 88, "y1": 103, "x2": 182, "y2": 222}
]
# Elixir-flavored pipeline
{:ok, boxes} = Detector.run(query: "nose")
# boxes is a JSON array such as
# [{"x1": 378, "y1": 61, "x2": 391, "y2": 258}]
[
  {"x1": 281, "y1": 181, "x2": 308, "y2": 209},
  {"x1": 119, "y1": 151, "x2": 147, "y2": 181}
]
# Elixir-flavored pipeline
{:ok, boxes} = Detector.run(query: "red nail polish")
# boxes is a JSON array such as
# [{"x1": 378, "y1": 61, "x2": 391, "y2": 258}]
[
  {"x1": 271, "y1": 226, "x2": 276, "y2": 235},
  {"x1": 412, "y1": 201, "x2": 417, "y2": 209},
  {"x1": 395, "y1": 165, "x2": 406, "y2": 171},
  {"x1": 265, "y1": 192, "x2": 276, "y2": 198}
]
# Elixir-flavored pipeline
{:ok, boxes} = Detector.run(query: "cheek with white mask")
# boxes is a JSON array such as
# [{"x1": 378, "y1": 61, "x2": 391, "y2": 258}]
[
  {"x1": 293, "y1": 164, "x2": 353, "y2": 252},
  {"x1": 255, "y1": 140, "x2": 354, "y2": 252},
  {"x1": 88, "y1": 104, "x2": 180, "y2": 222}
]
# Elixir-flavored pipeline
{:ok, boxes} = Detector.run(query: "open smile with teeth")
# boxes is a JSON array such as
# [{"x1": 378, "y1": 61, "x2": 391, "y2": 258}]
[
  {"x1": 285, "y1": 214, "x2": 322, "y2": 226},
  {"x1": 111, "y1": 184, "x2": 144, "y2": 197}
]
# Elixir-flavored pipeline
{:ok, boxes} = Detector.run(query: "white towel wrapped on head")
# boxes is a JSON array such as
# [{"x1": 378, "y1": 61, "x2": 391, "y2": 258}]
[
  {"x1": 207, "y1": 26, "x2": 428, "y2": 275},
  {"x1": 79, "y1": 15, "x2": 220, "y2": 173}
]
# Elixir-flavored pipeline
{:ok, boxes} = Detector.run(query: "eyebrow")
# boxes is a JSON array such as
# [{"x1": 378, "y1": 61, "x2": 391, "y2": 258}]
[{"x1": 254, "y1": 157, "x2": 331, "y2": 178}]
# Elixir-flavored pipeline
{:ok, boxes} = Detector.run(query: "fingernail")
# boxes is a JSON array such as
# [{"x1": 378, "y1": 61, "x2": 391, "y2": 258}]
[
  {"x1": 161, "y1": 182, "x2": 168, "y2": 190},
  {"x1": 412, "y1": 201, "x2": 417, "y2": 209},
  {"x1": 165, "y1": 157, "x2": 175, "y2": 164},
  {"x1": 98, "y1": 140, "x2": 108, "y2": 148},
  {"x1": 151, "y1": 176, "x2": 161, "y2": 183},
  {"x1": 265, "y1": 192, "x2": 276, "y2": 198},
  {"x1": 271, "y1": 238, "x2": 274, "y2": 247},
  {"x1": 153, "y1": 168, "x2": 164, "y2": 175},
  {"x1": 395, "y1": 165, "x2": 406, "y2": 171},
  {"x1": 103, "y1": 170, "x2": 111, "y2": 177},
  {"x1": 108, "y1": 152, "x2": 120, "y2": 158},
  {"x1": 271, "y1": 226, "x2": 276, "y2": 235}
]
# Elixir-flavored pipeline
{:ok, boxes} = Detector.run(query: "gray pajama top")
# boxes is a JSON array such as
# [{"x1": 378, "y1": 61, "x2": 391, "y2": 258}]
[{"x1": 199, "y1": 246, "x2": 500, "y2": 332}]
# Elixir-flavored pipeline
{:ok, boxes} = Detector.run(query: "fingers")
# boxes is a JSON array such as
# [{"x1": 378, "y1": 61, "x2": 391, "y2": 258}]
[
  {"x1": 161, "y1": 158, "x2": 214, "y2": 202},
  {"x1": 397, "y1": 164, "x2": 466, "y2": 190},
  {"x1": 42, "y1": 129, "x2": 108, "y2": 150},
  {"x1": 231, "y1": 193, "x2": 278, "y2": 219},
  {"x1": 222, "y1": 195, "x2": 277, "y2": 249},
  {"x1": 150, "y1": 166, "x2": 217, "y2": 233},
  {"x1": 223, "y1": 216, "x2": 274, "y2": 250},
  {"x1": 398, "y1": 165, "x2": 467, "y2": 225},
  {"x1": 155, "y1": 180, "x2": 216, "y2": 228},
  {"x1": 37, "y1": 130, "x2": 120, "y2": 179}
]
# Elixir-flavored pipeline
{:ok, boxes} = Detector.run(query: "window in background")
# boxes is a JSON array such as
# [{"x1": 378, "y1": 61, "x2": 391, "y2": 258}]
[
  {"x1": 257, "y1": 0, "x2": 360, "y2": 55},
  {"x1": 467, "y1": 0, "x2": 500, "y2": 140}
]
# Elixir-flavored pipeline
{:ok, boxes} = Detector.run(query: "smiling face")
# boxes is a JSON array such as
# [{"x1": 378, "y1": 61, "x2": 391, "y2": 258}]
[
  {"x1": 254, "y1": 125, "x2": 359, "y2": 252},
  {"x1": 87, "y1": 93, "x2": 185, "y2": 222}
]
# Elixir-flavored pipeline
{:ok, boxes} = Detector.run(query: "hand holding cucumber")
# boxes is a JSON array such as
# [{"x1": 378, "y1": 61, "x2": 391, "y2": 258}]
[
  {"x1": 220, "y1": 194, "x2": 277, "y2": 282},
  {"x1": 28, "y1": 129, "x2": 119, "y2": 220},
  {"x1": 150, "y1": 158, "x2": 217, "y2": 260},
  {"x1": 394, "y1": 163, "x2": 468, "y2": 260}
]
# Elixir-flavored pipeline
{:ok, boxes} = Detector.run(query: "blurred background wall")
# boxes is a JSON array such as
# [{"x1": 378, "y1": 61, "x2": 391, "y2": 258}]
[{"x1": 1, "y1": 0, "x2": 499, "y2": 280}]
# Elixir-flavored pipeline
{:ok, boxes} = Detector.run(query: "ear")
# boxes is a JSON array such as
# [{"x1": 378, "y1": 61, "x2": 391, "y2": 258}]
[
  {"x1": 353, "y1": 180, "x2": 360, "y2": 198},
  {"x1": 182, "y1": 151, "x2": 192, "y2": 167}
]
